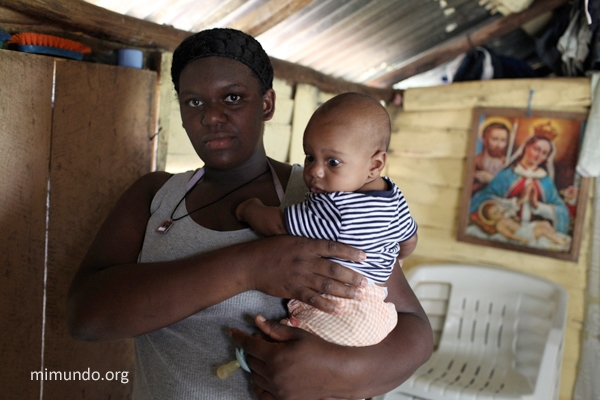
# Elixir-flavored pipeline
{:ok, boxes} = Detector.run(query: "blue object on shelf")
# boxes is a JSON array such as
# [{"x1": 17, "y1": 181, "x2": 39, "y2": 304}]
[
  {"x1": 118, "y1": 48, "x2": 143, "y2": 68},
  {"x1": 17, "y1": 44, "x2": 84, "y2": 60}
]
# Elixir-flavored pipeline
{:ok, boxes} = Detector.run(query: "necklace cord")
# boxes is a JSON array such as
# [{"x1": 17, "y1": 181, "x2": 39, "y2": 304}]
[{"x1": 170, "y1": 169, "x2": 270, "y2": 222}]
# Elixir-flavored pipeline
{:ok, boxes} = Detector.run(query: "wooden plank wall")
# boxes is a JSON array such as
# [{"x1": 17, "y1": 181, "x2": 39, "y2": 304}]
[
  {"x1": 389, "y1": 78, "x2": 593, "y2": 400},
  {"x1": 0, "y1": 48, "x2": 53, "y2": 400},
  {"x1": 44, "y1": 58, "x2": 156, "y2": 399},
  {"x1": 0, "y1": 49, "x2": 156, "y2": 399},
  {"x1": 264, "y1": 79, "x2": 294, "y2": 163}
]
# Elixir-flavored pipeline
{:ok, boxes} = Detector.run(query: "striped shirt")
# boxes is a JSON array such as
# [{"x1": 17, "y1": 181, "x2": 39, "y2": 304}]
[{"x1": 285, "y1": 177, "x2": 417, "y2": 284}]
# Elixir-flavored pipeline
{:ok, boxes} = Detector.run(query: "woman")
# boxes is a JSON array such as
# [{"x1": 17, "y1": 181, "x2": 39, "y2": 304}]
[
  {"x1": 469, "y1": 134, "x2": 570, "y2": 235},
  {"x1": 67, "y1": 28, "x2": 432, "y2": 400}
]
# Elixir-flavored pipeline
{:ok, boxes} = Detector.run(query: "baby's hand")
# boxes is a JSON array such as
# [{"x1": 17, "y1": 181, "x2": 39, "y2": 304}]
[
  {"x1": 236, "y1": 198, "x2": 263, "y2": 222},
  {"x1": 236, "y1": 198, "x2": 288, "y2": 236}
]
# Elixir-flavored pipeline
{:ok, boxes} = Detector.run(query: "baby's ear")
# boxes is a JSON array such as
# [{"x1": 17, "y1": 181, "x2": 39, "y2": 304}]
[{"x1": 369, "y1": 150, "x2": 387, "y2": 177}]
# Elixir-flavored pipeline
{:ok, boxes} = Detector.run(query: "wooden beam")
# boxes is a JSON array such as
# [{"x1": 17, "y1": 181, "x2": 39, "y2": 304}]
[
  {"x1": 365, "y1": 0, "x2": 569, "y2": 88},
  {"x1": 231, "y1": 0, "x2": 315, "y2": 37},
  {"x1": 0, "y1": 0, "x2": 190, "y2": 49},
  {"x1": 4, "y1": 0, "x2": 397, "y2": 101}
]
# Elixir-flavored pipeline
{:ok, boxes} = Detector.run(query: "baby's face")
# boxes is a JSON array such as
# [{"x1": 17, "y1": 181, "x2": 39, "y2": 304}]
[
  {"x1": 302, "y1": 122, "x2": 375, "y2": 193},
  {"x1": 487, "y1": 204, "x2": 503, "y2": 221}
]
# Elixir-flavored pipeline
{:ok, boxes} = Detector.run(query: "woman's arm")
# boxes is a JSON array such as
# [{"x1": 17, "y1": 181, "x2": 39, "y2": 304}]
[
  {"x1": 67, "y1": 173, "x2": 367, "y2": 342},
  {"x1": 231, "y1": 261, "x2": 434, "y2": 400}
]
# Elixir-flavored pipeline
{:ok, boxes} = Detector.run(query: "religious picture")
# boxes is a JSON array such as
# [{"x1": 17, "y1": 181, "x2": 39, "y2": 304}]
[{"x1": 457, "y1": 107, "x2": 590, "y2": 261}]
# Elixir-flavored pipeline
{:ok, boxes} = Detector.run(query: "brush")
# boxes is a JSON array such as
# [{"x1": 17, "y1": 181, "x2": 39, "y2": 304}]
[{"x1": 8, "y1": 32, "x2": 91, "y2": 60}]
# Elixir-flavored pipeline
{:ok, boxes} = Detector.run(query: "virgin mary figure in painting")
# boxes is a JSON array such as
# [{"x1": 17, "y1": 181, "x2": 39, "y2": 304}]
[{"x1": 468, "y1": 122, "x2": 572, "y2": 250}]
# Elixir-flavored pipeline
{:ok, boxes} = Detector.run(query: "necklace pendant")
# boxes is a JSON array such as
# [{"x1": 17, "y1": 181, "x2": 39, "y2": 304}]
[{"x1": 156, "y1": 219, "x2": 174, "y2": 234}]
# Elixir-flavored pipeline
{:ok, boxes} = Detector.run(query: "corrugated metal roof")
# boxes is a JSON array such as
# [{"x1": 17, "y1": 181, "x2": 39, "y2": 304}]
[
  {"x1": 84, "y1": 0, "x2": 538, "y2": 87},
  {"x1": 255, "y1": 0, "x2": 495, "y2": 83}
]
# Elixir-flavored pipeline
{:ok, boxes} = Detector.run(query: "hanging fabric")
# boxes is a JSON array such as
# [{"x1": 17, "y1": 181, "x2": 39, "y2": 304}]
[
  {"x1": 574, "y1": 71, "x2": 600, "y2": 400},
  {"x1": 557, "y1": 9, "x2": 593, "y2": 76}
]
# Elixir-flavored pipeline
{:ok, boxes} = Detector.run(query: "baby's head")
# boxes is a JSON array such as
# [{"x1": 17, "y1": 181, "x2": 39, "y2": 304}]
[
  {"x1": 302, "y1": 92, "x2": 391, "y2": 193},
  {"x1": 480, "y1": 201, "x2": 503, "y2": 225}
]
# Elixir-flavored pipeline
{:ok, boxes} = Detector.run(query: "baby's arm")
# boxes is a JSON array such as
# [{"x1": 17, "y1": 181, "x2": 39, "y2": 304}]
[
  {"x1": 397, "y1": 232, "x2": 418, "y2": 260},
  {"x1": 236, "y1": 198, "x2": 288, "y2": 236}
]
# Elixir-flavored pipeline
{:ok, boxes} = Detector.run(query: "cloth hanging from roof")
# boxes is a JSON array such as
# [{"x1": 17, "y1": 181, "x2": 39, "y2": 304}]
[
  {"x1": 577, "y1": 73, "x2": 600, "y2": 177},
  {"x1": 452, "y1": 46, "x2": 535, "y2": 82},
  {"x1": 573, "y1": 72, "x2": 600, "y2": 400},
  {"x1": 535, "y1": 0, "x2": 600, "y2": 75},
  {"x1": 573, "y1": 176, "x2": 600, "y2": 400},
  {"x1": 583, "y1": 0, "x2": 600, "y2": 70},
  {"x1": 557, "y1": 9, "x2": 593, "y2": 76}
]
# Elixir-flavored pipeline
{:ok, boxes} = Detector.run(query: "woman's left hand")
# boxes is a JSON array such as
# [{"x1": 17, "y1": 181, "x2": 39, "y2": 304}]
[
  {"x1": 231, "y1": 315, "x2": 351, "y2": 400},
  {"x1": 231, "y1": 263, "x2": 433, "y2": 400}
]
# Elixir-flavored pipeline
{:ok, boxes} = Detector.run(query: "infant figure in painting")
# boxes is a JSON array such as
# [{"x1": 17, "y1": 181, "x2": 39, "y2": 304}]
[
  {"x1": 236, "y1": 92, "x2": 418, "y2": 347},
  {"x1": 478, "y1": 193, "x2": 570, "y2": 247}
]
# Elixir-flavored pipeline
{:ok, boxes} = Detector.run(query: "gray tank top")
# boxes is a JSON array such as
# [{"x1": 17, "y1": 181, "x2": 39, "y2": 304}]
[{"x1": 133, "y1": 165, "x2": 306, "y2": 400}]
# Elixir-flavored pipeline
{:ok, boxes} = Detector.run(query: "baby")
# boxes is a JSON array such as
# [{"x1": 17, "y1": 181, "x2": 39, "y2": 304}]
[
  {"x1": 478, "y1": 198, "x2": 570, "y2": 247},
  {"x1": 236, "y1": 92, "x2": 418, "y2": 347}
]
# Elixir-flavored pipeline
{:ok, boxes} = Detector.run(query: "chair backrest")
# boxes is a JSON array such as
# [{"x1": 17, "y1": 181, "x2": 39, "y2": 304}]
[{"x1": 406, "y1": 264, "x2": 568, "y2": 397}]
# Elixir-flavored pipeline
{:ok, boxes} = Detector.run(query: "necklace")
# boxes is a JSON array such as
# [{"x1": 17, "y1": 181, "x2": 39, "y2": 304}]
[{"x1": 156, "y1": 168, "x2": 270, "y2": 234}]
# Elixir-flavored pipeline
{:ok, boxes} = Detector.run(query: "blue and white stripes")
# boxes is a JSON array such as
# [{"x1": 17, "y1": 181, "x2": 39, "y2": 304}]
[{"x1": 285, "y1": 177, "x2": 417, "y2": 284}]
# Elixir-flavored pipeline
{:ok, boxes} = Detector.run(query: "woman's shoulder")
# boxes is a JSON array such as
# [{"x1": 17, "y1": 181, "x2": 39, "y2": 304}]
[
  {"x1": 146, "y1": 170, "x2": 174, "y2": 184},
  {"x1": 282, "y1": 165, "x2": 307, "y2": 206},
  {"x1": 132, "y1": 170, "x2": 200, "y2": 202},
  {"x1": 135, "y1": 170, "x2": 174, "y2": 196},
  {"x1": 268, "y1": 160, "x2": 306, "y2": 207}
]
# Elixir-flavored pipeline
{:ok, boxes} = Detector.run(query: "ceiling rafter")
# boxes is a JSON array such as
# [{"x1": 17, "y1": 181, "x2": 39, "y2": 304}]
[
  {"x1": 190, "y1": 0, "x2": 248, "y2": 32},
  {"x1": 230, "y1": 0, "x2": 315, "y2": 37},
  {"x1": 4, "y1": 0, "x2": 397, "y2": 101}
]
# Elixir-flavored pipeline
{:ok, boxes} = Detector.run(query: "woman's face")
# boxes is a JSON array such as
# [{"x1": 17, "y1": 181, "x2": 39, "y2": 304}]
[
  {"x1": 521, "y1": 138, "x2": 551, "y2": 168},
  {"x1": 177, "y1": 56, "x2": 275, "y2": 170}
]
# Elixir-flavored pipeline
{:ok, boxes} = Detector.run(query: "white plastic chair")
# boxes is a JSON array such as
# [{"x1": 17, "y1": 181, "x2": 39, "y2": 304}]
[{"x1": 373, "y1": 264, "x2": 568, "y2": 400}]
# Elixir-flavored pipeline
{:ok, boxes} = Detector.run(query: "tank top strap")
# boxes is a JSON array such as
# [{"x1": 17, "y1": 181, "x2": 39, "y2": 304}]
[{"x1": 267, "y1": 159, "x2": 285, "y2": 202}]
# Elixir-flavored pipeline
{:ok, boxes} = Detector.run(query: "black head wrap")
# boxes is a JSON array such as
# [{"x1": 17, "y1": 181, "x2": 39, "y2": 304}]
[{"x1": 171, "y1": 28, "x2": 273, "y2": 94}]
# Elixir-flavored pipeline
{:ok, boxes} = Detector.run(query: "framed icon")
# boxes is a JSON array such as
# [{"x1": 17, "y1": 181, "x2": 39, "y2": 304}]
[{"x1": 457, "y1": 107, "x2": 589, "y2": 261}]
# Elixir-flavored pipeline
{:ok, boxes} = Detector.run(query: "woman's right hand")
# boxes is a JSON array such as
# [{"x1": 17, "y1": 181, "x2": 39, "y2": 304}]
[{"x1": 246, "y1": 235, "x2": 367, "y2": 314}]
